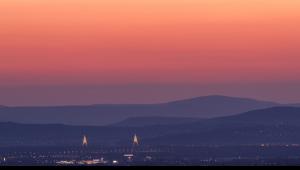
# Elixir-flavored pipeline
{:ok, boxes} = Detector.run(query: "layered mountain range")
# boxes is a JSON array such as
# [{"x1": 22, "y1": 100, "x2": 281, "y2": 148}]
[
  {"x1": 0, "y1": 95, "x2": 279, "y2": 126},
  {"x1": 1, "y1": 105, "x2": 300, "y2": 147}
]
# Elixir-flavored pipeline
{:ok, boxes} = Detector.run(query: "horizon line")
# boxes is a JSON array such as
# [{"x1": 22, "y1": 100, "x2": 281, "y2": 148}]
[{"x1": 0, "y1": 94, "x2": 291, "y2": 108}]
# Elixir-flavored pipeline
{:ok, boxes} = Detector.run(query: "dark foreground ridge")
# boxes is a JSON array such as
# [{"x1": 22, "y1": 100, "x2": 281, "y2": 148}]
[{"x1": 1, "y1": 107, "x2": 300, "y2": 147}]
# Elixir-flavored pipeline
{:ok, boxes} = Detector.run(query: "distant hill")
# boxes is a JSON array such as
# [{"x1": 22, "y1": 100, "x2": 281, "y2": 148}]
[
  {"x1": 144, "y1": 107, "x2": 300, "y2": 145},
  {"x1": 111, "y1": 116, "x2": 203, "y2": 127},
  {"x1": 0, "y1": 95, "x2": 279, "y2": 126},
  {"x1": 212, "y1": 107, "x2": 300, "y2": 126},
  {"x1": 163, "y1": 95, "x2": 278, "y2": 117},
  {"x1": 2, "y1": 107, "x2": 300, "y2": 147},
  {"x1": 284, "y1": 103, "x2": 300, "y2": 107}
]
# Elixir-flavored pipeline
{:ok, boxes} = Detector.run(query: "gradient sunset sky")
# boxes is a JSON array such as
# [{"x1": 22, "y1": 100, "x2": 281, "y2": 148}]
[{"x1": 1, "y1": 0, "x2": 300, "y2": 106}]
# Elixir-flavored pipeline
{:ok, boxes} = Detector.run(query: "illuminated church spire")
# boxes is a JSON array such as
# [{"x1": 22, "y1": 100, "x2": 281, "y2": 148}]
[
  {"x1": 82, "y1": 135, "x2": 88, "y2": 147},
  {"x1": 133, "y1": 134, "x2": 139, "y2": 146}
]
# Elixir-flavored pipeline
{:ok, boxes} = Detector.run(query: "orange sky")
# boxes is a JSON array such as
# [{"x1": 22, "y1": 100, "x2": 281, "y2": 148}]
[{"x1": 0, "y1": 0, "x2": 300, "y2": 105}]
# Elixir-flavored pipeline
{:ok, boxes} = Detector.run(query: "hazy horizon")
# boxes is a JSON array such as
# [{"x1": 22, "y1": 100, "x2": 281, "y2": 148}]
[
  {"x1": 1, "y1": 0, "x2": 300, "y2": 106},
  {"x1": 0, "y1": 83, "x2": 299, "y2": 106},
  {"x1": 2, "y1": 0, "x2": 300, "y2": 167}
]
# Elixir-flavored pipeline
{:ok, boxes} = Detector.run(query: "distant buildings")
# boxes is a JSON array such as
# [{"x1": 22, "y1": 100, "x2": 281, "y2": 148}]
[{"x1": 124, "y1": 134, "x2": 140, "y2": 162}]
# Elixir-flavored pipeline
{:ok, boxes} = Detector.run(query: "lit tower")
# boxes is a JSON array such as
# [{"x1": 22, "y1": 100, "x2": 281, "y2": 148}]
[
  {"x1": 124, "y1": 134, "x2": 140, "y2": 161},
  {"x1": 131, "y1": 134, "x2": 139, "y2": 154},
  {"x1": 82, "y1": 135, "x2": 88, "y2": 147},
  {"x1": 133, "y1": 134, "x2": 139, "y2": 146}
]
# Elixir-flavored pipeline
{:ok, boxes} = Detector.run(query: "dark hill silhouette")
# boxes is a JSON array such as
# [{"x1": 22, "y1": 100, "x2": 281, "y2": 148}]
[
  {"x1": 111, "y1": 116, "x2": 203, "y2": 127},
  {"x1": 2, "y1": 107, "x2": 300, "y2": 146},
  {"x1": 0, "y1": 95, "x2": 278, "y2": 126},
  {"x1": 144, "y1": 107, "x2": 300, "y2": 145},
  {"x1": 284, "y1": 103, "x2": 300, "y2": 107},
  {"x1": 211, "y1": 107, "x2": 300, "y2": 126}
]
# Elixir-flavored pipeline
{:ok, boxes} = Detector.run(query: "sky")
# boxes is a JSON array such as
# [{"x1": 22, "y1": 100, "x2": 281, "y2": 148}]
[{"x1": 0, "y1": 0, "x2": 300, "y2": 106}]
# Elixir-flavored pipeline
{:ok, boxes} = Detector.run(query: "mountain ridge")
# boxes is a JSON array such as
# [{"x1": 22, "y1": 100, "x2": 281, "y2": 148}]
[
  {"x1": 0, "y1": 95, "x2": 279, "y2": 126},
  {"x1": 111, "y1": 116, "x2": 203, "y2": 127},
  {"x1": 2, "y1": 106, "x2": 300, "y2": 146}
]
